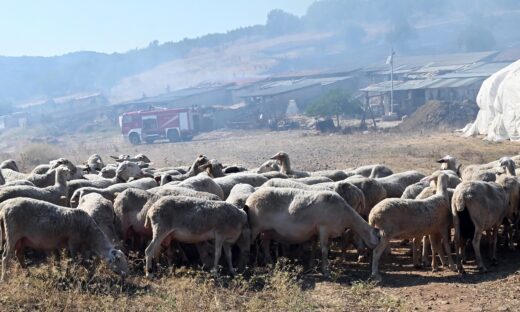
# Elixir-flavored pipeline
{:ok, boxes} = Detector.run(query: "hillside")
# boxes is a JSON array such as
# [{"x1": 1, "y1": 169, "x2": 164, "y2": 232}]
[{"x1": 1, "y1": 0, "x2": 520, "y2": 107}]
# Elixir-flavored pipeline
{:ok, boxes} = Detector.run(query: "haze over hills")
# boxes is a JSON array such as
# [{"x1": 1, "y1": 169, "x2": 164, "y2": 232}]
[{"x1": 1, "y1": 0, "x2": 520, "y2": 109}]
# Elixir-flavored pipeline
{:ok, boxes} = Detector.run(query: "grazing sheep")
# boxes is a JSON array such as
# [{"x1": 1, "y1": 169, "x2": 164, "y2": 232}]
[
  {"x1": 0, "y1": 159, "x2": 19, "y2": 172},
  {"x1": 245, "y1": 187, "x2": 379, "y2": 275},
  {"x1": 451, "y1": 180, "x2": 510, "y2": 273},
  {"x1": 0, "y1": 198, "x2": 128, "y2": 281},
  {"x1": 270, "y1": 151, "x2": 310, "y2": 178},
  {"x1": 0, "y1": 166, "x2": 70, "y2": 205},
  {"x1": 70, "y1": 177, "x2": 158, "y2": 207},
  {"x1": 77, "y1": 193, "x2": 119, "y2": 244},
  {"x1": 369, "y1": 173, "x2": 454, "y2": 281},
  {"x1": 144, "y1": 196, "x2": 249, "y2": 277},
  {"x1": 374, "y1": 171, "x2": 426, "y2": 198},
  {"x1": 213, "y1": 173, "x2": 268, "y2": 199}
]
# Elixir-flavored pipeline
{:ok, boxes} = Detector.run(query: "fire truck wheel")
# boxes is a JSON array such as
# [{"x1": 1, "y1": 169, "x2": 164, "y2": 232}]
[
  {"x1": 129, "y1": 133, "x2": 141, "y2": 145},
  {"x1": 167, "y1": 130, "x2": 180, "y2": 142}
]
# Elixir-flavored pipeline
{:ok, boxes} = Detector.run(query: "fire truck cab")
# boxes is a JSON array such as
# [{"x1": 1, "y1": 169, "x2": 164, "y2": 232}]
[{"x1": 119, "y1": 107, "x2": 198, "y2": 145}]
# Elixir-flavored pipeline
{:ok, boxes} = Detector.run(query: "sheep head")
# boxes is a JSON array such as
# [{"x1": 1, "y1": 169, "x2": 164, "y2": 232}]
[
  {"x1": 497, "y1": 157, "x2": 516, "y2": 176},
  {"x1": 116, "y1": 161, "x2": 143, "y2": 181},
  {"x1": 270, "y1": 151, "x2": 288, "y2": 162},
  {"x1": 107, "y1": 248, "x2": 129, "y2": 277}
]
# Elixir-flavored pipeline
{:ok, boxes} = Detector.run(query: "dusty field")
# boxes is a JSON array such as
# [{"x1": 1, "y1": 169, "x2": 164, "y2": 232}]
[{"x1": 2, "y1": 129, "x2": 520, "y2": 311}]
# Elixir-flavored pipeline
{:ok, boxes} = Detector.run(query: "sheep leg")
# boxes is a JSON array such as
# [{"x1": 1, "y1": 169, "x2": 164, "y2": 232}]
[
  {"x1": 429, "y1": 233, "x2": 445, "y2": 272},
  {"x1": 223, "y1": 242, "x2": 236, "y2": 276},
  {"x1": 260, "y1": 233, "x2": 272, "y2": 266},
  {"x1": 453, "y1": 215, "x2": 465, "y2": 273},
  {"x1": 472, "y1": 230, "x2": 486, "y2": 272},
  {"x1": 14, "y1": 247, "x2": 30, "y2": 277},
  {"x1": 371, "y1": 236, "x2": 390, "y2": 282},
  {"x1": 212, "y1": 235, "x2": 224, "y2": 275},
  {"x1": 491, "y1": 225, "x2": 499, "y2": 266},
  {"x1": 441, "y1": 228, "x2": 455, "y2": 271},
  {"x1": 144, "y1": 228, "x2": 172, "y2": 278},
  {"x1": 318, "y1": 227, "x2": 330, "y2": 277},
  {"x1": 1, "y1": 246, "x2": 14, "y2": 282},
  {"x1": 422, "y1": 236, "x2": 430, "y2": 267},
  {"x1": 412, "y1": 237, "x2": 422, "y2": 268}
]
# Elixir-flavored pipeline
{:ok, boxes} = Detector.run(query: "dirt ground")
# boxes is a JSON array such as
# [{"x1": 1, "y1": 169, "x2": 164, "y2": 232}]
[{"x1": 2, "y1": 128, "x2": 520, "y2": 311}]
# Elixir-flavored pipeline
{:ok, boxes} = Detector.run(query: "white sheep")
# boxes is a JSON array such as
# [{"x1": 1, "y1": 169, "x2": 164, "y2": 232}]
[
  {"x1": 369, "y1": 173, "x2": 454, "y2": 281},
  {"x1": 0, "y1": 197, "x2": 128, "y2": 281},
  {"x1": 144, "y1": 196, "x2": 249, "y2": 277},
  {"x1": 244, "y1": 187, "x2": 379, "y2": 275},
  {"x1": 0, "y1": 166, "x2": 70, "y2": 205},
  {"x1": 77, "y1": 193, "x2": 119, "y2": 244}
]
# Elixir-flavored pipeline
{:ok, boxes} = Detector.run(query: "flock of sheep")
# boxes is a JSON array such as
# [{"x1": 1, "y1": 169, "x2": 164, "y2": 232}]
[{"x1": 0, "y1": 150, "x2": 519, "y2": 283}]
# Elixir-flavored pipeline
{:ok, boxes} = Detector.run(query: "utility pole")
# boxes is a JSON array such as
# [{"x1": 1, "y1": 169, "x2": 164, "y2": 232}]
[{"x1": 386, "y1": 47, "x2": 396, "y2": 115}]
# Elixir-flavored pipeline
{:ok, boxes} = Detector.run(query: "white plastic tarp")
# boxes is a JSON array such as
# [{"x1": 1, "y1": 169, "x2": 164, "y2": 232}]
[{"x1": 463, "y1": 59, "x2": 520, "y2": 141}]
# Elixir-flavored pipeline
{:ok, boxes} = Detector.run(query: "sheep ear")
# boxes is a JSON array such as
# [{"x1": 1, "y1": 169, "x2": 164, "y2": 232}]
[{"x1": 436, "y1": 158, "x2": 446, "y2": 163}]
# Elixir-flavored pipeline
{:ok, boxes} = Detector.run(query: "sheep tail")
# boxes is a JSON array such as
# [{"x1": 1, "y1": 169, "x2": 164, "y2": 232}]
[
  {"x1": 144, "y1": 213, "x2": 151, "y2": 230},
  {"x1": 453, "y1": 191, "x2": 467, "y2": 212}
]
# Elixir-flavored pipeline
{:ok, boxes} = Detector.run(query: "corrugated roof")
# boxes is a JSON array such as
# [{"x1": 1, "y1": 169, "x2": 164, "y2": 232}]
[
  {"x1": 237, "y1": 76, "x2": 350, "y2": 97},
  {"x1": 436, "y1": 62, "x2": 512, "y2": 78},
  {"x1": 360, "y1": 77, "x2": 484, "y2": 92}
]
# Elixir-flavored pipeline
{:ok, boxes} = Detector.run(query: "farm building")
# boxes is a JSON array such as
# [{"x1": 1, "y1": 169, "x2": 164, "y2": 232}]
[
  {"x1": 235, "y1": 74, "x2": 356, "y2": 120},
  {"x1": 360, "y1": 51, "x2": 514, "y2": 116}
]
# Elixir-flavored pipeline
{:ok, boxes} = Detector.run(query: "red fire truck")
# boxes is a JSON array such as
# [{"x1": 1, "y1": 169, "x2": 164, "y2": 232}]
[{"x1": 119, "y1": 107, "x2": 199, "y2": 145}]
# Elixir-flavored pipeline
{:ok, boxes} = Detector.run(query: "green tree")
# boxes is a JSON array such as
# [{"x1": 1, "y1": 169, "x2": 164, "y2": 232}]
[{"x1": 305, "y1": 89, "x2": 361, "y2": 127}]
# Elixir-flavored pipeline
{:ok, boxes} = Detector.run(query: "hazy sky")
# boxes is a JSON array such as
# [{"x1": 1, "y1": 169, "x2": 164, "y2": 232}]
[{"x1": 0, "y1": 1, "x2": 315, "y2": 57}]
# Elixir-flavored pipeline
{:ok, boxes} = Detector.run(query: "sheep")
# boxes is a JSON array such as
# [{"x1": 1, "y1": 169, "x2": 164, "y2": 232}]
[
  {"x1": 144, "y1": 196, "x2": 249, "y2": 277},
  {"x1": 70, "y1": 177, "x2": 158, "y2": 207},
  {"x1": 451, "y1": 180, "x2": 512, "y2": 273},
  {"x1": 374, "y1": 170, "x2": 426, "y2": 198},
  {"x1": 0, "y1": 159, "x2": 19, "y2": 172},
  {"x1": 114, "y1": 187, "x2": 220, "y2": 249},
  {"x1": 254, "y1": 159, "x2": 280, "y2": 173},
  {"x1": 66, "y1": 161, "x2": 144, "y2": 206},
  {"x1": 437, "y1": 155, "x2": 461, "y2": 175},
  {"x1": 31, "y1": 158, "x2": 84, "y2": 179},
  {"x1": 77, "y1": 193, "x2": 119, "y2": 244},
  {"x1": 225, "y1": 183, "x2": 255, "y2": 208},
  {"x1": 1, "y1": 167, "x2": 64, "y2": 188},
  {"x1": 344, "y1": 177, "x2": 388, "y2": 217},
  {"x1": 171, "y1": 175, "x2": 225, "y2": 199},
  {"x1": 222, "y1": 164, "x2": 249, "y2": 174},
  {"x1": 270, "y1": 151, "x2": 310, "y2": 178},
  {"x1": 0, "y1": 197, "x2": 128, "y2": 281},
  {"x1": 264, "y1": 178, "x2": 365, "y2": 217},
  {"x1": 244, "y1": 187, "x2": 379, "y2": 275},
  {"x1": 291, "y1": 176, "x2": 333, "y2": 185},
  {"x1": 87, "y1": 154, "x2": 105, "y2": 172},
  {"x1": 162, "y1": 155, "x2": 209, "y2": 183},
  {"x1": 401, "y1": 181, "x2": 430, "y2": 199},
  {"x1": 369, "y1": 173, "x2": 454, "y2": 281},
  {"x1": 200, "y1": 159, "x2": 225, "y2": 178},
  {"x1": 0, "y1": 166, "x2": 70, "y2": 205}
]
